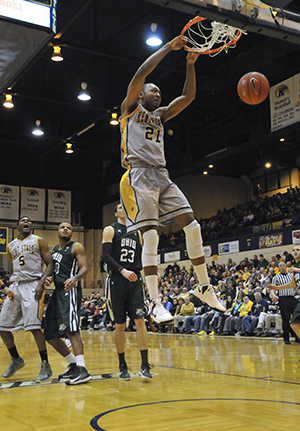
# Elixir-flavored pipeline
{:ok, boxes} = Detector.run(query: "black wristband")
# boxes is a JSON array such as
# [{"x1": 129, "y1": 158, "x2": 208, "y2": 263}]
[{"x1": 118, "y1": 267, "x2": 124, "y2": 273}]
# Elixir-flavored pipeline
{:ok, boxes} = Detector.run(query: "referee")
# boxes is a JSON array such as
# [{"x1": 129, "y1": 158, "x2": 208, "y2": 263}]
[{"x1": 267, "y1": 261, "x2": 299, "y2": 344}]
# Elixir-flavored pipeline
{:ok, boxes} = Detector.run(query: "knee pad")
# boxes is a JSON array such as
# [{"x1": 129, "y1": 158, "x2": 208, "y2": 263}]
[
  {"x1": 142, "y1": 229, "x2": 159, "y2": 267},
  {"x1": 183, "y1": 220, "x2": 204, "y2": 260}
]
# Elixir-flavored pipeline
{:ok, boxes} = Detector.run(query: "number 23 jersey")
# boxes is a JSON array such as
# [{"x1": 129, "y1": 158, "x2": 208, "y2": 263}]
[{"x1": 110, "y1": 222, "x2": 142, "y2": 273}]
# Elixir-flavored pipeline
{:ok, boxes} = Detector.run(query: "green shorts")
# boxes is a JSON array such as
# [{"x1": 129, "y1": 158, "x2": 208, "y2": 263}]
[
  {"x1": 43, "y1": 285, "x2": 82, "y2": 340},
  {"x1": 106, "y1": 272, "x2": 146, "y2": 324},
  {"x1": 291, "y1": 300, "x2": 300, "y2": 324}
]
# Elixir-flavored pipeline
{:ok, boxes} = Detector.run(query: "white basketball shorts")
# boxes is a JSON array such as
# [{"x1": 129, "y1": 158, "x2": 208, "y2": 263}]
[
  {"x1": 0, "y1": 280, "x2": 44, "y2": 332},
  {"x1": 120, "y1": 166, "x2": 193, "y2": 233}
]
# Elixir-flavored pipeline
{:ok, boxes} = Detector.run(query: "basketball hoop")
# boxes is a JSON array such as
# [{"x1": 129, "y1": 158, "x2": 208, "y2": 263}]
[{"x1": 181, "y1": 16, "x2": 246, "y2": 57}]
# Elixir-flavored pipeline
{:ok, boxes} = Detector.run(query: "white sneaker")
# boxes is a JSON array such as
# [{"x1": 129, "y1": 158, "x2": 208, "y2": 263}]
[
  {"x1": 150, "y1": 300, "x2": 173, "y2": 324},
  {"x1": 36, "y1": 360, "x2": 53, "y2": 382},
  {"x1": 2, "y1": 357, "x2": 26, "y2": 378},
  {"x1": 193, "y1": 284, "x2": 226, "y2": 312}
]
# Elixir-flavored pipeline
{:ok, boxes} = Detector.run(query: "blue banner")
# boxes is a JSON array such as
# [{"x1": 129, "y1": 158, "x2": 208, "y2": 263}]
[{"x1": 0, "y1": 228, "x2": 8, "y2": 254}]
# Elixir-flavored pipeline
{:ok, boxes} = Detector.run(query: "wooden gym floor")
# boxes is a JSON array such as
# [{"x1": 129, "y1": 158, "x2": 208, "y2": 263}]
[{"x1": 1, "y1": 330, "x2": 300, "y2": 431}]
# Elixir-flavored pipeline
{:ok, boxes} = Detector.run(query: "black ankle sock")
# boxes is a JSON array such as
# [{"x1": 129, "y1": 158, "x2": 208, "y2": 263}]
[
  {"x1": 140, "y1": 349, "x2": 148, "y2": 367},
  {"x1": 8, "y1": 346, "x2": 19, "y2": 359},
  {"x1": 39, "y1": 349, "x2": 48, "y2": 363},
  {"x1": 118, "y1": 352, "x2": 126, "y2": 367}
]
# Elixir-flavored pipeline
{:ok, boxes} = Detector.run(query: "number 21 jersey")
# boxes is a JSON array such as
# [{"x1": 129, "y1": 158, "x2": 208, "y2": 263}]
[{"x1": 120, "y1": 104, "x2": 165, "y2": 169}]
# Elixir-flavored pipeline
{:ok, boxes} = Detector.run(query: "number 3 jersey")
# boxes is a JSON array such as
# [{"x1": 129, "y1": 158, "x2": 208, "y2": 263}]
[
  {"x1": 120, "y1": 104, "x2": 165, "y2": 169},
  {"x1": 109, "y1": 222, "x2": 142, "y2": 273},
  {"x1": 51, "y1": 241, "x2": 81, "y2": 290},
  {"x1": 9, "y1": 234, "x2": 43, "y2": 282}
]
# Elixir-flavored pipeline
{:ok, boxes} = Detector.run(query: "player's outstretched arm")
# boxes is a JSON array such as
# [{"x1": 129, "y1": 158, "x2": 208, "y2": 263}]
[
  {"x1": 160, "y1": 51, "x2": 200, "y2": 123},
  {"x1": 121, "y1": 36, "x2": 185, "y2": 117},
  {"x1": 267, "y1": 283, "x2": 277, "y2": 290}
]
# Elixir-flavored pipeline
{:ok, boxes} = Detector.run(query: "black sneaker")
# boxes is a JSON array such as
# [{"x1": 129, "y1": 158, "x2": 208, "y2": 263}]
[
  {"x1": 119, "y1": 364, "x2": 131, "y2": 381},
  {"x1": 139, "y1": 364, "x2": 152, "y2": 382},
  {"x1": 58, "y1": 363, "x2": 78, "y2": 381},
  {"x1": 65, "y1": 366, "x2": 92, "y2": 385}
]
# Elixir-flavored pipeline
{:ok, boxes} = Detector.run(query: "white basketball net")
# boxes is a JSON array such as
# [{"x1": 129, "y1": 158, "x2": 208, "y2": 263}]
[{"x1": 184, "y1": 20, "x2": 247, "y2": 57}]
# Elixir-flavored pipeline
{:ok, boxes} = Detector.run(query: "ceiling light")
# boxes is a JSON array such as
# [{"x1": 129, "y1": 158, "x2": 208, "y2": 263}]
[
  {"x1": 146, "y1": 23, "x2": 162, "y2": 47},
  {"x1": 51, "y1": 46, "x2": 64, "y2": 62},
  {"x1": 280, "y1": 138, "x2": 285, "y2": 142},
  {"x1": 203, "y1": 171, "x2": 208, "y2": 175},
  {"x1": 77, "y1": 82, "x2": 91, "y2": 101},
  {"x1": 3, "y1": 94, "x2": 14, "y2": 108},
  {"x1": 110, "y1": 112, "x2": 119, "y2": 126},
  {"x1": 208, "y1": 164, "x2": 213, "y2": 168},
  {"x1": 32, "y1": 120, "x2": 44, "y2": 136},
  {"x1": 265, "y1": 162, "x2": 271, "y2": 168},
  {"x1": 65, "y1": 142, "x2": 73, "y2": 154}
]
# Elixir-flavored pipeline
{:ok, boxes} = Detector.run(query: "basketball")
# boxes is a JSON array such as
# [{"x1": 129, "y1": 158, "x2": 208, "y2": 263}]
[{"x1": 237, "y1": 72, "x2": 270, "y2": 105}]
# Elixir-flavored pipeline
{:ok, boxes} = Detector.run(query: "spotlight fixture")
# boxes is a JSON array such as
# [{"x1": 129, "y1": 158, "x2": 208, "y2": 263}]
[
  {"x1": 146, "y1": 23, "x2": 162, "y2": 47},
  {"x1": 203, "y1": 171, "x2": 208, "y2": 175},
  {"x1": 32, "y1": 120, "x2": 44, "y2": 136},
  {"x1": 65, "y1": 142, "x2": 74, "y2": 154},
  {"x1": 110, "y1": 112, "x2": 119, "y2": 126},
  {"x1": 265, "y1": 162, "x2": 272, "y2": 168},
  {"x1": 208, "y1": 164, "x2": 213, "y2": 169},
  {"x1": 280, "y1": 138, "x2": 285, "y2": 142},
  {"x1": 77, "y1": 82, "x2": 91, "y2": 101},
  {"x1": 51, "y1": 46, "x2": 64, "y2": 62},
  {"x1": 3, "y1": 94, "x2": 14, "y2": 108}
]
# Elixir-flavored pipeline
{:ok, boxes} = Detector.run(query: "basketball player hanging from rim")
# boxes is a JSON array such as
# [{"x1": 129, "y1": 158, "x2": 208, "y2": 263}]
[{"x1": 119, "y1": 35, "x2": 225, "y2": 324}]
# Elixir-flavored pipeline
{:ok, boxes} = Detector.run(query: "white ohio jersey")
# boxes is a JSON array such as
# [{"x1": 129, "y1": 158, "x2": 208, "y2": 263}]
[
  {"x1": 9, "y1": 234, "x2": 43, "y2": 282},
  {"x1": 120, "y1": 104, "x2": 165, "y2": 169}
]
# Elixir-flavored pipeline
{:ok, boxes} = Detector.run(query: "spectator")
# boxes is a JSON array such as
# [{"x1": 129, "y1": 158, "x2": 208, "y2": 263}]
[
  {"x1": 221, "y1": 297, "x2": 244, "y2": 335},
  {"x1": 235, "y1": 296, "x2": 253, "y2": 336},
  {"x1": 173, "y1": 296, "x2": 195, "y2": 333},
  {"x1": 243, "y1": 292, "x2": 269, "y2": 336}
]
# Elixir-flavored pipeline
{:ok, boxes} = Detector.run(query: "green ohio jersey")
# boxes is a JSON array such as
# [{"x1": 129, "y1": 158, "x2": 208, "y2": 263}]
[
  {"x1": 52, "y1": 241, "x2": 81, "y2": 290},
  {"x1": 109, "y1": 222, "x2": 142, "y2": 273},
  {"x1": 294, "y1": 260, "x2": 300, "y2": 289}
]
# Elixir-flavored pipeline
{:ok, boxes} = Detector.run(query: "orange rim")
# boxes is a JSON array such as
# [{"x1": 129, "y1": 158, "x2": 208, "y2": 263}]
[{"x1": 181, "y1": 16, "x2": 242, "y2": 55}]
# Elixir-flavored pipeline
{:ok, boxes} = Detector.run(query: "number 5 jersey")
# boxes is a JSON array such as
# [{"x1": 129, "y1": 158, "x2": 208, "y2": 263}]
[{"x1": 9, "y1": 234, "x2": 43, "y2": 282}]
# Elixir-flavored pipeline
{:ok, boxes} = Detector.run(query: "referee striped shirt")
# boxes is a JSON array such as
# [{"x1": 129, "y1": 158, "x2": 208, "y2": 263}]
[{"x1": 272, "y1": 272, "x2": 296, "y2": 297}]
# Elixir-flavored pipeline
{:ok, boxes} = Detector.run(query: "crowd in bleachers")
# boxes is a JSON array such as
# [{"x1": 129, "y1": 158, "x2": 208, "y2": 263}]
[
  {"x1": 159, "y1": 186, "x2": 300, "y2": 249},
  {"x1": 153, "y1": 251, "x2": 297, "y2": 340},
  {"x1": 0, "y1": 267, "x2": 10, "y2": 312},
  {"x1": 0, "y1": 250, "x2": 297, "y2": 341}
]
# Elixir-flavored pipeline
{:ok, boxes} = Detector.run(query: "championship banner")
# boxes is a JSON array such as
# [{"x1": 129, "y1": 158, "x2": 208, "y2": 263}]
[
  {"x1": 292, "y1": 230, "x2": 300, "y2": 244},
  {"x1": 259, "y1": 233, "x2": 283, "y2": 249},
  {"x1": 203, "y1": 245, "x2": 212, "y2": 258},
  {"x1": 0, "y1": 227, "x2": 8, "y2": 254},
  {"x1": 164, "y1": 250, "x2": 180, "y2": 263},
  {"x1": 270, "y1": 73, "x2": 300, "y2": 132},
  {"x1": 218, "y1": 240, "x2": 239, "y2": 255},
  {"x1": 47, "y1": 190, "x2": 71, "y2": 223},
  {"x1": 20, "y1": 187, "x2": 45, "y2": 222},
  {"x1": 0, "y1": 185, "x2": 19, "y2": 220}
]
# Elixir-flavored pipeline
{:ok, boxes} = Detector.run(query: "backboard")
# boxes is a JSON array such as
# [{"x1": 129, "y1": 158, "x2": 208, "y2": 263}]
[{"x1": 144, "y1": 0, "x2": 300, "y2": 45}]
